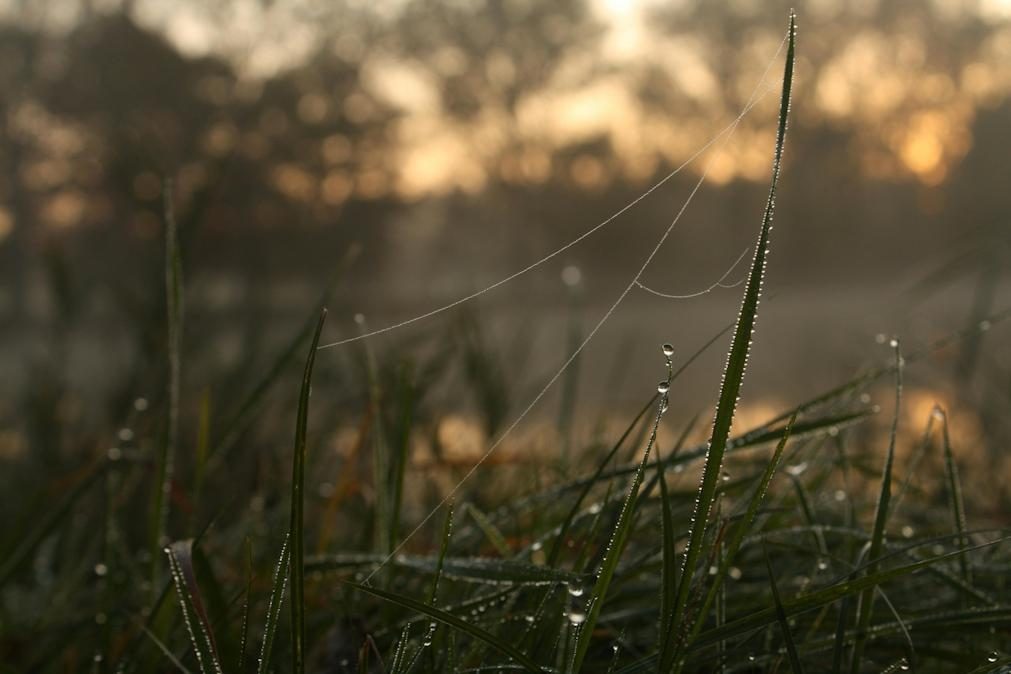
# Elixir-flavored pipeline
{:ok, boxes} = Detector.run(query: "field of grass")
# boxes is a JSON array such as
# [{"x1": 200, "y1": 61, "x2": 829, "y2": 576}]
[{"x1": 2, "y1": 14, "x2": 1010, "y2": 674}]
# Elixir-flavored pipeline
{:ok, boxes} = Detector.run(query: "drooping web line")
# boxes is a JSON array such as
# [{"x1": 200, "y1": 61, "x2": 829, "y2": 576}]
[
  {"x1": 634, "y1": 246, "x2": 751, "y2": 299},
  {"x1": 317, "y1": 38, "x2": 788, "y2": 351},
  {"x1": 361, "y1": 33, "x2": 790, "y2": 583}
]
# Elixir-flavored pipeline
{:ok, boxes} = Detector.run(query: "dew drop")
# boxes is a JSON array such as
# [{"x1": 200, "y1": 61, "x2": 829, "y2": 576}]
[
  {"x1": 979, "y1": 320, "x2": 992, "y2": 332},
  {"x1": 657, "y1": 381, "x2": 670, "y2": 395},
  {"x1": 708, "y1": 565, "x2": 718, "y2": 576},
  {"x1": 987, "y1": 652, "x2": 999, "y2": 663},
  {"x1": 530, "y1": 541, "x2": 543, "y2": 552},
  {"x1": 729, "y1": 566, "x2": 742, "y2": 580},
  {"x1": 94, "y1": 612, "x2": 107, "y2": 625},
  {"x1": 106, "y1": 447, "x2": 122, "y2": 462},
  {"x1": 567, "y1": 611, "x2": 586, "y2": 625},
  {"x1": 901, "y1": 525, "x2": 914, "y2": 538},
  {"x1": 524, "y1": 614, "x2": 535, "y2": 623},
  {"x1": 567, "y1": 584, "x2": 585, "y2": 597},
  {"x1": 889, "y1": 337, "x2": 899, "y2": 348},
  {"x1": 833, "y1": 489, "x2": 846, "y2": 502},
  {"x1": 662, "y1": 343, "x2": 675, "y2": 358},
  {"x1": 94, "y1": 563, "x2": 109, "y2": 577},
  {"x1": 817, "y1": 559, "x2": 828, "y2": 571},
  {"x1": 133, "y1": 397, "x2": 149, "y2": 412},
  {"x1": 118, "y1": 428, "x2": 134, "y2": 442}
]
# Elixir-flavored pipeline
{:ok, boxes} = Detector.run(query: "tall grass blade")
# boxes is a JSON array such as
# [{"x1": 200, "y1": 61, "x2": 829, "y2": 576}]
[
  {"x1": 766, "y1": 550, "x2": 805, "y2": 673},
  {"x1": 850, "y1": 341, "x2": 903, "y2": 673},
  {"x1": 683, "y1": 416, "x2": 796, "y2": 653},
  {"x1": 669, "y1": 11, "x2": 795, "y2": 663},
  {"x1": 289, "y1": 308, "x2": 327, "y2": 674},
  {"x1": 568, "y1": 354, "x2": 672, "y2": 673},
  {"x1": 345, "y1": 581, "x2": 541, "y2": 672},
  {"x1": 152, "y1": 179, "x2": 184, "y2": 598}
]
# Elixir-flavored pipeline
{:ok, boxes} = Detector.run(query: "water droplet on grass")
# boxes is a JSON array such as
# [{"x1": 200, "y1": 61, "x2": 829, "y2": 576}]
[
  {"x1": 657, "y1": 381, "x2": 670, "y2": 394},
  {"x1": 662, "y1": 343, "x2": 675, "y2": 358},
  {"x1": 567, "y1": 611, "x2": 586, "y2": 625},
  {"x1": 987, "y1": 652, "x2": 999, "y2": 663},
  {"x1": 567, "y1": 584, "x2": 585, "y2": 597},
  {"x1": 901, "y1": 525, "x2": 914, "y2": 538},
  {"x1": 94, "y1": 563, "x2": 108, "y2": 577}
]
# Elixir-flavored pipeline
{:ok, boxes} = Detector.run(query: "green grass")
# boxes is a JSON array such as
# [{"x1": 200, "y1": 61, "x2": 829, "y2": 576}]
[{"x1": 2, "y1": 11, "x2": 1011, "y2": 674}]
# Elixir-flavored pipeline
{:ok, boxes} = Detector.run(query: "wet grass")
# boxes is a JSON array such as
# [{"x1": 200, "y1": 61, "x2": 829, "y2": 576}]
[{"x1": 2, "y1": 12, "x2": 1011, "y2": 674}]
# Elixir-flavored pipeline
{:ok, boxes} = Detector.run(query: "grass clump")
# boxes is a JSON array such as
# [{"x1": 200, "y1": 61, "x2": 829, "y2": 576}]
[{"x1": 1, "y1": 11, "x2": 1010, "y2": 674}]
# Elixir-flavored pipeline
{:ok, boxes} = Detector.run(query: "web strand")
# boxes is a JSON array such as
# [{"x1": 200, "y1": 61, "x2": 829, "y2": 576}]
[
  {"x1": 635, "y1": 246, "x2": 751, "y2": 299},
  {"x1": 316, "y1": 46, "x2": 787, "y2": 350},
  {"x1": 361, "y1": 33, "x2": 789, "y2": 583}
]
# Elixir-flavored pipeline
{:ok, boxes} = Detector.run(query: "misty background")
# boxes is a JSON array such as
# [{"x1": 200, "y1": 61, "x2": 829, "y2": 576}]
[{"x1": 1, "y1": 0, "x2": 1010, "y2": 458}]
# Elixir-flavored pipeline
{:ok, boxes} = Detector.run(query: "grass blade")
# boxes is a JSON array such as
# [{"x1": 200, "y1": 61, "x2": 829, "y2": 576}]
[
  {"x1": 238, "y1": 538, "x2": 253, "y2": 671},
  {"x1": 937, "y1": 407, "x2": 971, "y2": 585},
  {"x1": 345, "y1": 581, "x2": 541, "y2": 672},
  {"x1": 657, "y1": 436, "x2": 677, "y2": 666},
  {"x1": 307, "y1": 553, "x2": 589, "y2": 585},
  {"x1": 568, "y1": 352, "x2": 672, "y2": 673},
  {"x1": 289, "y1": 308, "x2": 327, "y2": 674},
  {"x1": 850, "y1": 340, "x2": 902, "y2": 673},
  {"x1": 465, "y1": 502, "x2": 512, "y2": 557},
  {"x1": 684, "y1": 416, "x2": 796, "y2": 652},
  {"x1": 257, "y1": 534, "x2": 291, "y2": 674},
  {"x1": 766, "y1": 550, "x2": 805, "y2": 673},
  {"x1": 547, "y1": 394, "x2": 656, "y2": 568},
  {"x1": 669, "y1": 11, "x2": 796, "y2": 663},
  {"x1": 152, "y1": 179, "x2": 184, "y2": 599},
  {"x1": 164, "y1": 540, "x2": 222, "y2": 674}
]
